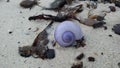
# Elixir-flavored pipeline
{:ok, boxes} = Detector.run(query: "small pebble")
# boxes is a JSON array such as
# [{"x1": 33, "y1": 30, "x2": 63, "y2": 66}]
[
  {"x1": 9, "y1": 31, "x2": 13, "y2": 34},
  {"x1": 108, "y1": 35, "x2": 112, "y2": 37},
  {"x1": 101, "y1": 52, "x2": 103, "y2": 55},
  {"x1": 45, "y1": 49, "x2": 55, "y2": 59},
  {"x1": 25, "y1": 32, "x2": 30, "y2": 35},
  {"x1": 76, "y1": 53, "x2": 85, "y2": 60},
  {"x1": 20, "y1": 11, "x2": 22, "y2": 14},
  {"x1": 28, "y1": 28, "x2": 31, "y2": 30},
  {"x1": 109, "y1": 6, "x2": 116, "y2": 12},
  {"x1": 20, "y1": 0, "x2": 38, "y2": 8},
  {"x1": 24, "y1": 60, "x2": 27, "y2": 63},
  {"x1": 115, "y1": 1, "x2": 120, "y2": 8},
  {"x1": 112, "y1": 24, "x2": 120, "y2": 35},
  {"x1": 18, "y1": 41, "x2": 20, "y2": 44},
  {"x1": 103, "y1": 26, "x2": 107, "y2": 30},
  {"x1": 88, "y1": 57, "x2": 95, "y2": 62}
]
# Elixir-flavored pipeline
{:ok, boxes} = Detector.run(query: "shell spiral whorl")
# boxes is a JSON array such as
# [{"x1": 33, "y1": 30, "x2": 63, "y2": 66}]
[
  {"x1": 62, "y1": 31, "x2": 75, "y2": 44},
  {"x1": 54, "y1": 21, "x2": 83, "y2": 47}
]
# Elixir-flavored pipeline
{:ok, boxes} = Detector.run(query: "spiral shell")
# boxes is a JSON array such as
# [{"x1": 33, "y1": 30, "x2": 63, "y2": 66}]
[{"x1": 54, "y1": 21, "x2": 83, "y2": 47}]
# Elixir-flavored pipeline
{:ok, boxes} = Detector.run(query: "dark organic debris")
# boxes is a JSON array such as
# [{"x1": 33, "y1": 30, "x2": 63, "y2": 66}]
[
  {"x1": 19, "y1": 21, "x2": 55, "y2": 59},
  {"x1": 118, "y1": 62, "x2": 120, "y2": 68},
  {"x1": 76, "y1": 53, "x2": 85, "y2": 60},
  {"x1": 86, "y1": 3, "x2": 90, "y2": 8},
  {"x1": 112, "y1": 24, "x2": 120, "y2": 35},
  {"x1": 20, "y1": 0, "x2": 38, "y2": 8},
  {"x1": 114, "y1": 1, "x2": 120, "y2": 8},
  {"x1": 42, "y1": 39, "x2": 49, "y2": 45},
  {"x1": 103, "y1": 26, "x2": 107, "y2": 30},
  {"x1": 88, "y1": 57, "x2": 95, "y2": 62},
  {"x1": 75, "y1": 37, "x2": 86, "y2": 48},
  {"x1": 29, "y1": 14, "x2": 71, "y2": 22},
  {"x1": 109, "y1": 6, "x2": 116, "y2": 12},
  {"x1": 18, "y1": 41, "x2": 20, "y2": 44},
  {"x1": 52, "y1": 41, "x2": 57, "y2": 47},
  {"x1": 108, "y1": 34, "x2": 113, "y2": 37},
  {"x1": 101, "y1": 52, "x2": 103, "y2": 55},
  {"x1": 93, "y1": 21, "x2": 106, "y2": 28},
  {"x1": 71, "y1": 4, "x2": 83, "y2": 13},
  {"x1": 31, "y1": 22, "x2": 53, "y2": 59},
  {"x1": 29, "y1": 4, "x2": 83, "y2": 23},
  {"x1": 24, "y1": 60, "x2": 27, "y2": 63},
  {"x1": 71, "y1": 62, "x2": 83, "y2": 68},
  {"x1": 9, "y1": 31, "x2": 13, "y2": 34},
  {"x1": 29, "y1": 5, "x2": 83, "y2": 22},
  {"x1": 28, "y1": 28, "x2": 31, "y2": 30},
  {"x1": 19, "y1": 46, "x2": 32, "y2": 57},
  {"x1": 96, "y1": 16, "x2": 104, "y2": 21},
  {"x1": 32, "y1": 30, "x2": 48, "y2": 43}
]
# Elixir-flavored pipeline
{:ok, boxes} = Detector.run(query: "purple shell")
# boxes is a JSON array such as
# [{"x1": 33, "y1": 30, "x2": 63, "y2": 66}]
[{"x1": 54, "y1": 21, "x2": 83, "y2": 47}]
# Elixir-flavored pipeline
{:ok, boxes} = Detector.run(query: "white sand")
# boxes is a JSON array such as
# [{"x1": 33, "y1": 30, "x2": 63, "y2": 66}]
[{"x1": 0, "y1": 0, "x2": 120, "y2": 68}]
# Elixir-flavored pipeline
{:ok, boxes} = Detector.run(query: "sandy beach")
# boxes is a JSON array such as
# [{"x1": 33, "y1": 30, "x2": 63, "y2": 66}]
[{"x1": 0, "y1": 0, "x2": 120, "y2": 68}]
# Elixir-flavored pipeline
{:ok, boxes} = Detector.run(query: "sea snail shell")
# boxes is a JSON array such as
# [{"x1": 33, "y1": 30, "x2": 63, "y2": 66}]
[{"x1": 54, "y1": 21, "x2": 84, "y2": 47}]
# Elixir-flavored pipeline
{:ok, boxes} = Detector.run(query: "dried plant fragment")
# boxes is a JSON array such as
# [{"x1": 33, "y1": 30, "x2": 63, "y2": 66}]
[
  {"x1": 19, "y1": 21, "x2": 55, "y2": 59},
  {"x1": 88, "y1": 56, "x2": 95, "y2": 62},
  {"x1": 76, "y1": 53, "x2": 85, "y2": 60},
  {"x1": 71, "y1": 62, "x2": 83, "y2": 68}
]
